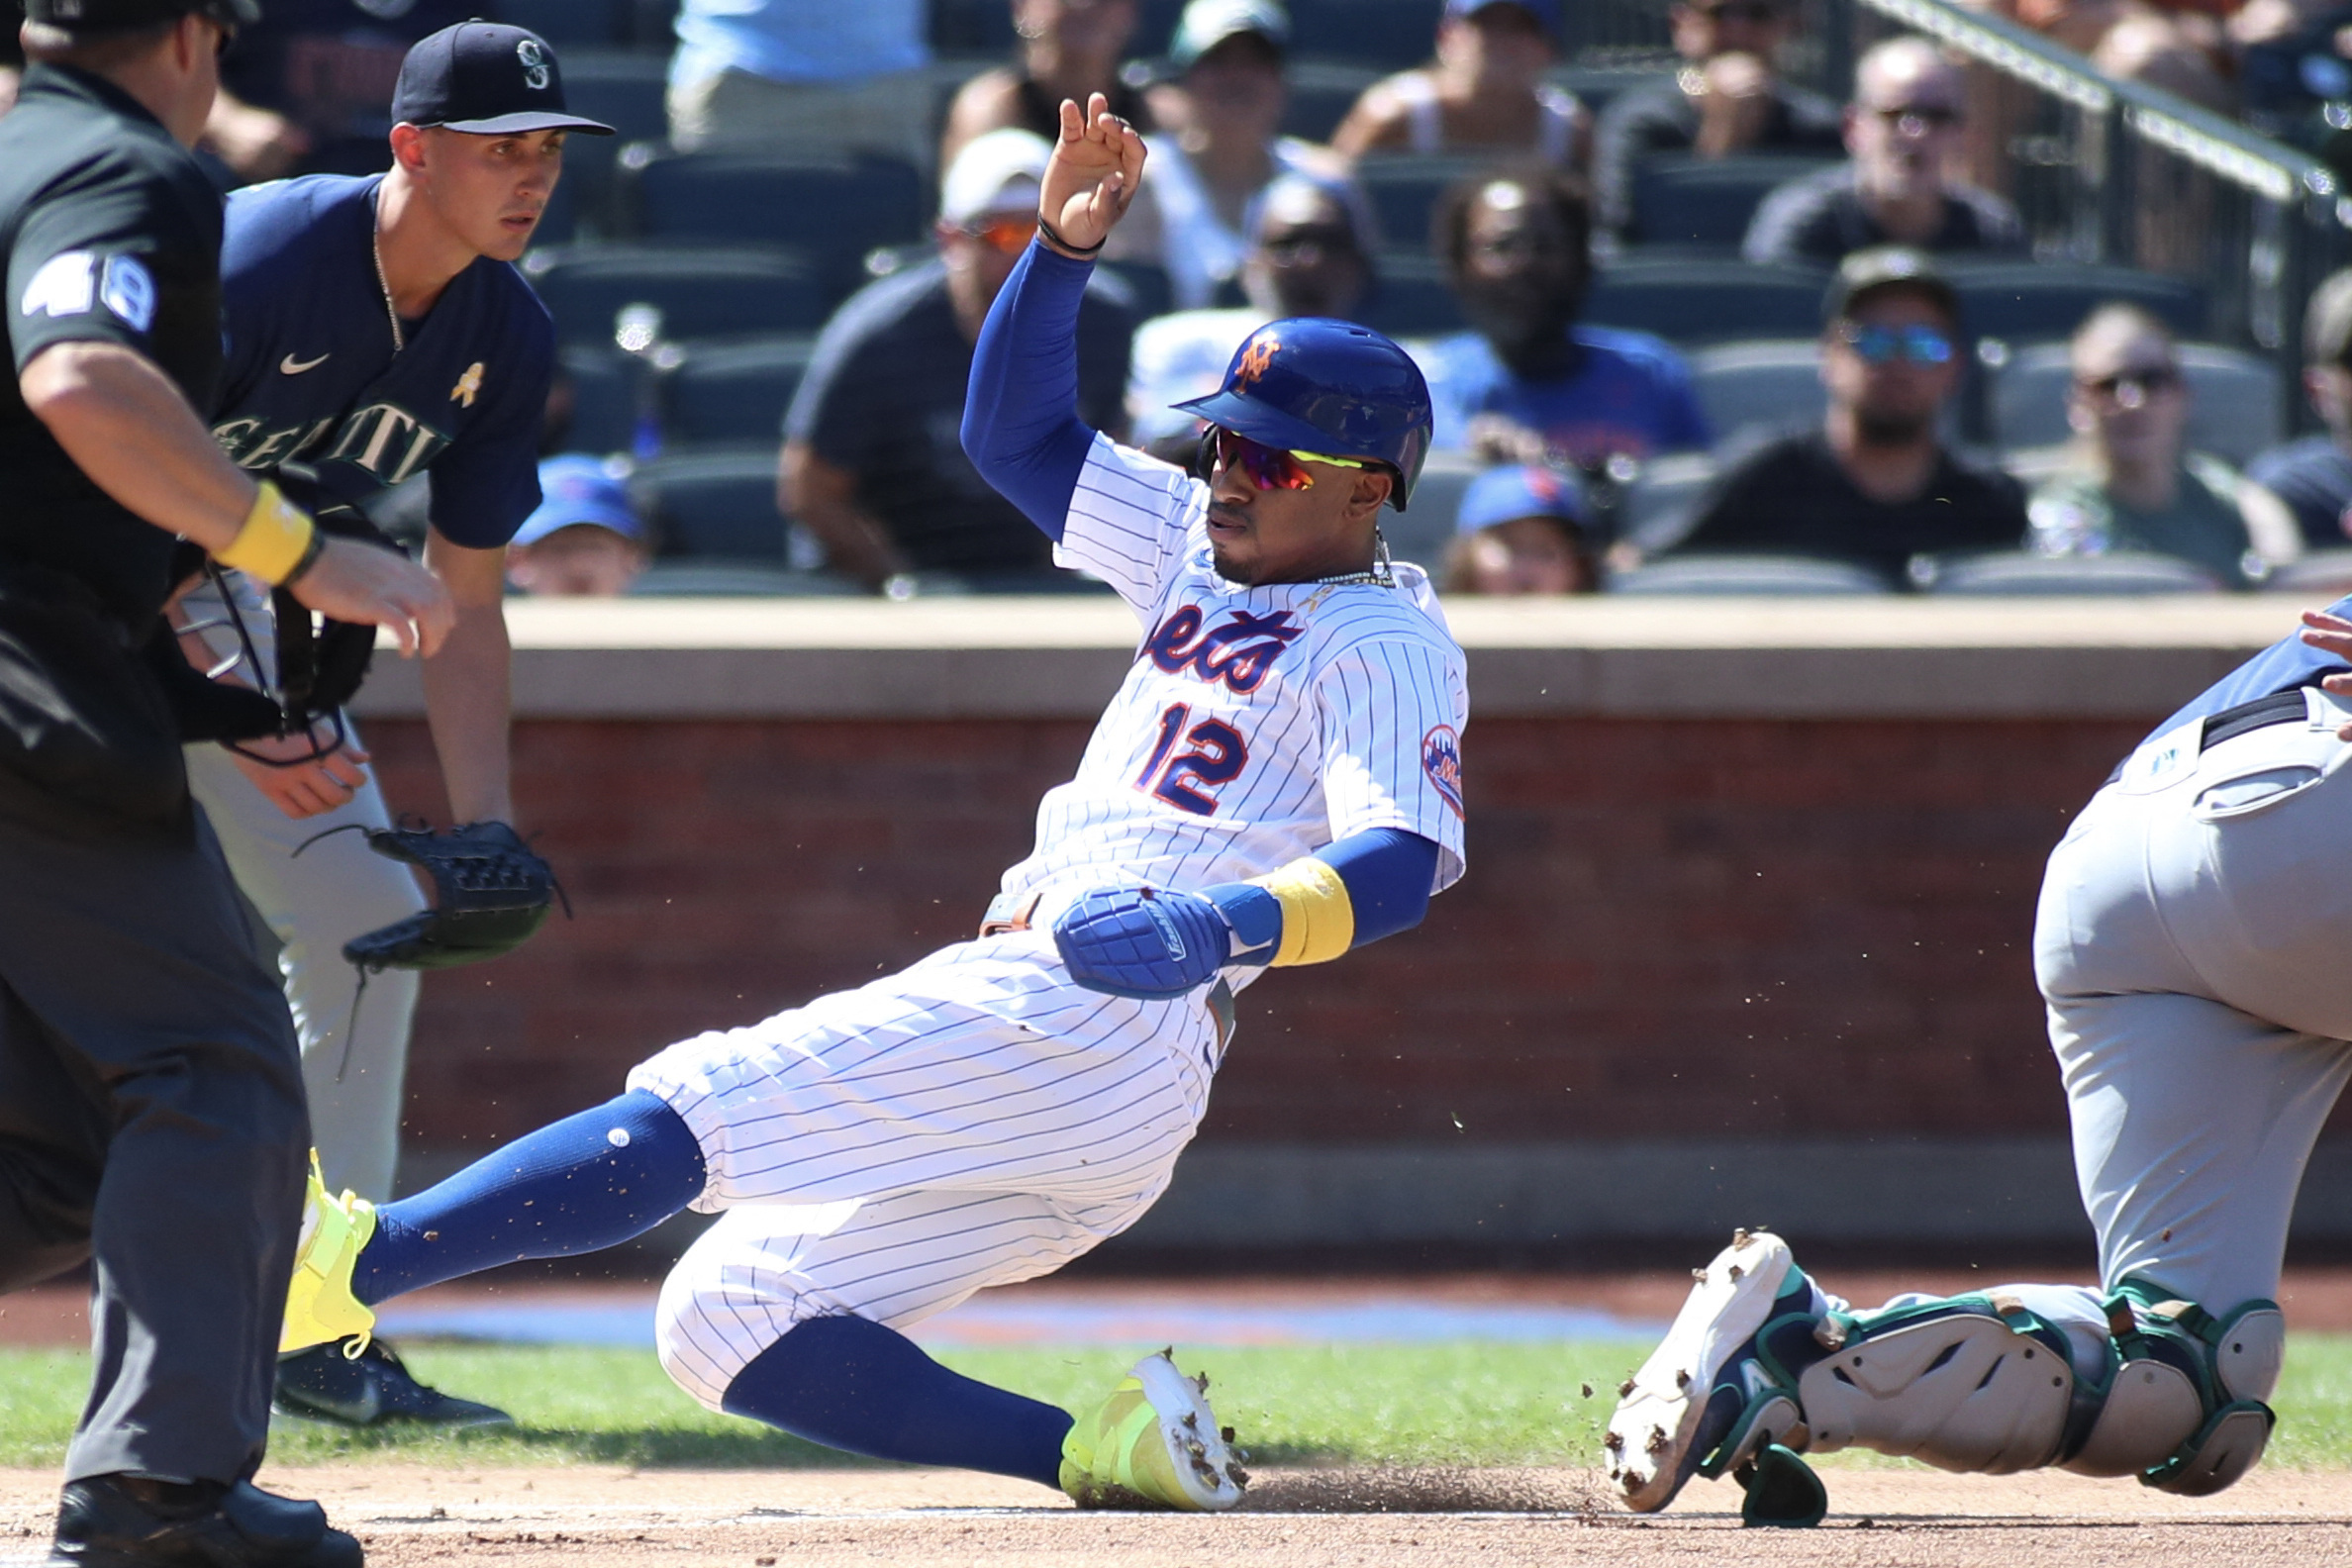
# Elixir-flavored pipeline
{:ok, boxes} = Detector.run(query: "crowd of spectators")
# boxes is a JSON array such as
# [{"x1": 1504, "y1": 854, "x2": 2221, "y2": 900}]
[{"x1": 13, "y1": 0, "x2": 2352, "y2": 600}]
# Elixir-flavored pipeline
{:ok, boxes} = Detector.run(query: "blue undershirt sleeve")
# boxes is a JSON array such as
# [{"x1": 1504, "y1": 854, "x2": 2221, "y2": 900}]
[
  {"x1": 961, "y1": 241, "x2": 1100, "y2": 542},
  {"x1": 1317, "y1": 828, "x2": 1441, "y2": 946}
]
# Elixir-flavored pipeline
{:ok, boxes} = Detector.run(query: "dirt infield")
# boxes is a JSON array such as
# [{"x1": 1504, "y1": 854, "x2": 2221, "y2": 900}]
[{"x1": 7, "y1": 1465, "x2": 2352, "y2": 1566}]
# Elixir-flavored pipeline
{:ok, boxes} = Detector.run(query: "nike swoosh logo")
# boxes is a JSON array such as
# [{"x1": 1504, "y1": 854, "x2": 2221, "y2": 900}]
[{"x1": 279, "y1": 352, "x2": 330, "y2": 374}]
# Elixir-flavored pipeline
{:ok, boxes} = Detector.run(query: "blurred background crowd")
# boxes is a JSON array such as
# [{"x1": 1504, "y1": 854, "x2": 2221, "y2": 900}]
[{"x1": 14, "y1": 0, "x2": 2352, "y2": 601}]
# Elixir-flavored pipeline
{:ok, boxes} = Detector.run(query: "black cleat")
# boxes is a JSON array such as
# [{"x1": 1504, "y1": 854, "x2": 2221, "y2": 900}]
[
  {"x1": 272, "y1": 1338, "x2": 511, "y2": 1428},
  {"x1": 49, "y1": 1475, "x2": 362, "y2": 1568}
]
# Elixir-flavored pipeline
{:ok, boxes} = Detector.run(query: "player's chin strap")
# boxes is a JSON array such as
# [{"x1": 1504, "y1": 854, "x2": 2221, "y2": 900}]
[{"x1": 1691, "y1": 1278, "x2": 2282, "y2": 1525}]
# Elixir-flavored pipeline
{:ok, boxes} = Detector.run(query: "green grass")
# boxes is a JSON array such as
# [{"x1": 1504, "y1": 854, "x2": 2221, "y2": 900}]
[{"x1": 6, "y1": 1335, "x2": 2352, "y2": 1472}]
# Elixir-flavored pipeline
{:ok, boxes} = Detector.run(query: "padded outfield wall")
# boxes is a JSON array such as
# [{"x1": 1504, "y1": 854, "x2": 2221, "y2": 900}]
[{"x1": 350, "y1": 597, "x2": 2352, "y2": 1262}]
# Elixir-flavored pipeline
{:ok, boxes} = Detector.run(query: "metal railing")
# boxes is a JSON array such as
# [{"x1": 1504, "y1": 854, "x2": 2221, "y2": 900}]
[{"x1": 1803, "y1": 0, "x2": 2352, "y2": 421}]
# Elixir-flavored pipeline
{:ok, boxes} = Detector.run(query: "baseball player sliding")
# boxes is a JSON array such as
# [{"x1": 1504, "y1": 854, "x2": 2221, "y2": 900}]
[
  {"x1": 274, "y1": 95, "x2": 1467, "y2": 1510},
  {"x1": 1609, "y1": 602, "x2": 2352, "y2": 1526}
]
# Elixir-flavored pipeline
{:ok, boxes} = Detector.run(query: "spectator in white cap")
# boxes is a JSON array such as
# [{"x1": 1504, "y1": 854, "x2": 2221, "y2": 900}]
[
  {"x1": 781, "y1": 130, "x2": 1137, "y2": 590},
  {"x1": 1441, "y1": 463, "x2": 1601, "y2": 594},
  {"x1": 1124, "y1": 0, "x2": 1363, "y2": 310},
  {"x1": 1334, "y1": 0, "x2": 1587, "y2": 167},
  {"x1": 507, "y1": 457, "x2": 650, "y2": 597}
]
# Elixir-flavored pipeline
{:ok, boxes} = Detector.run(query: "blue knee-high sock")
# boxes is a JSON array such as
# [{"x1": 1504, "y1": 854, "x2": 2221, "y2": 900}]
[
  {"x1": 722, "y1": 1315, "x2": 1075, "y2": 1490},
  {"x1": 354, "y1": 1090, "x2": 706, "y2": 1305}
]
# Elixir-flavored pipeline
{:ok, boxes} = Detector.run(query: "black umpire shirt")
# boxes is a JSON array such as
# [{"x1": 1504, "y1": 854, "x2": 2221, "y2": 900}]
[{"x1": 0, "y1": 63, "x2": 226, "y2": 626}]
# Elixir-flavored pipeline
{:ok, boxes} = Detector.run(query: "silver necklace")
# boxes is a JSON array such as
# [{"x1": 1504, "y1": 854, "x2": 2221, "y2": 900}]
[
  {"x1": 1313, "y1": 532, "x2": 1398, "y2": 589},
  {"x1": 370, "y1": 190, "x2": 405, "y2": 353}
]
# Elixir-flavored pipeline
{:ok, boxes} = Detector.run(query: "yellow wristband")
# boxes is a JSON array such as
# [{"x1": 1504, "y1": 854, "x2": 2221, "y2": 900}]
[
  {"x1": 1247, "y1": 856, "x2": 1355, "y2": 967},
  {"x1": 218, "y1": 480, "x2": 319, "y2": 586}
]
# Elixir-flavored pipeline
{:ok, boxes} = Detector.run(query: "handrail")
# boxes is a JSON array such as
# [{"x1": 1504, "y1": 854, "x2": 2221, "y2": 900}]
[{"x1": 1850, "y1": 0, "x2": 2340, "y2": 213}]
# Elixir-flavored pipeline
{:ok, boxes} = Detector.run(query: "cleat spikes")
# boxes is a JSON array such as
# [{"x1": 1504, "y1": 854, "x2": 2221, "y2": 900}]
[
  {"x1": 1221, "y1": 1426, "x2": 1235, "y2": 1443},
  {"x1": 1647, "y1": 1425, "x2": 1670, "y2": 1456},
  {"x1": 1692, "y1": 1268, "x2": 1709, "y2": 1281},
  {"x1": 1604, "y1": 1430, "x2": 1624, "y2": 1451},
  {"x1": 1619, "y1": 1378, "x2": 1636, "y2": 1398},
  {"x1": 1727, "y1": 1263, "x2": 1744, "y2": 1281},
  {"x1": 1675, "y1": 1369, "x2": 1692, "y2": 1389},
  {"x1": 1732, "y1": 1227, "x2": 1751, "y2": 1247}
]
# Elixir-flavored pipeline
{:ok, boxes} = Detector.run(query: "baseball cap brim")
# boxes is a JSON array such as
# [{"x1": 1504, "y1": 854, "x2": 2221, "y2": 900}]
[{"x1": 430, "y1": 111, "x2": 616, "y2": 136}]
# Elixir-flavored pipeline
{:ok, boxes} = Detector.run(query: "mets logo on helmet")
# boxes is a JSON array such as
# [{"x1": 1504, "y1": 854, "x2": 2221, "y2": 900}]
[
  {"x1": 1233, "y1": 333, "x2": 1279, "y2": 389},
  {"x1": 1422, "y1": 725, "x2": 1464, "y2": 818}
]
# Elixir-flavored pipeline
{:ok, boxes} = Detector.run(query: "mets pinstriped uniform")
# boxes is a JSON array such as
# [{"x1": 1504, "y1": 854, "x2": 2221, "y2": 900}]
[{"x1": 631, "y1": 432, "x2": 1468, "y2": 1408}]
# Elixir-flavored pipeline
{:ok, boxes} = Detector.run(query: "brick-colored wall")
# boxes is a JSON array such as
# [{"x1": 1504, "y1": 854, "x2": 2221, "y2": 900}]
[{"x1": 367, "y1": 713, "x2": 2208, "y2": 1159}]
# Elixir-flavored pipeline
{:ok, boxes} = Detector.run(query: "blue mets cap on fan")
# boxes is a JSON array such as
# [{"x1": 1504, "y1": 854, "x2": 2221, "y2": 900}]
[
  {"x1": 391, "y1": 21, "x2": 615, "y2": 137},
  {"x1": 1173, "y1": 318, "x2": 1434, "y2": 510}
]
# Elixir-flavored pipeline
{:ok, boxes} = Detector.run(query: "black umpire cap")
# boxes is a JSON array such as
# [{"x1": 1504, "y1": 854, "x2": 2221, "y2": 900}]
[
  {"x1": 24, "y1": 0, "x2": 258, "y2": 29},
  {"x1": 390, "y1": 21, "x2": 615, "y2": 137}
]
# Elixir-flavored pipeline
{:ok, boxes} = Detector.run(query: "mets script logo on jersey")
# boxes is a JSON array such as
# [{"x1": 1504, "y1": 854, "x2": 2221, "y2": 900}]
[
  {"x1": 1232, "y1": 332, "x2": 1279, "y2": 389},
  {"x1": 1144, "y1": 605, "x2": 1304, "y2": 693},
  {"x1": 1422, "y1": 725, "x2": 1464, "y2": 818}
]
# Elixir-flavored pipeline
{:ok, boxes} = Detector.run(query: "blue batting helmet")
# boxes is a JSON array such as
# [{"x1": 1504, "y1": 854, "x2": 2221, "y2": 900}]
[{"x1": 1173, "y1": 318, "x2": 1434, "y2": 509}]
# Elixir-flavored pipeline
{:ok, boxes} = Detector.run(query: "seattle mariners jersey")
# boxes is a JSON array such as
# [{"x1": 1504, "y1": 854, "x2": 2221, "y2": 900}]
[
  {"x1": 209, "y1": 173, "x2": 552, "y2": 548},
  {"x1": 998, "y1": 436, "x2": 1470, "y2": 951}
]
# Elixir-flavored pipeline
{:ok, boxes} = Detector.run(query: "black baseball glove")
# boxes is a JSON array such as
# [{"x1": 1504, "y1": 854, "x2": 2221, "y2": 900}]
[{"x1": 336, "y1": 821, "x2": 562, "y2": 971}]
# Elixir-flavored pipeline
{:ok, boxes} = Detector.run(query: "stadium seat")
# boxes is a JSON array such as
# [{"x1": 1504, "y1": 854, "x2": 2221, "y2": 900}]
[
  {"x1": 1354, "y1": 155, "x2": 1486, "y2": 252},
  {"x1": 1616, "y1": 451, "x2": 1719, "y2": 553},
  {"x1": 1921, "y1": 550, "x2": 2223, "y2": 594},
  {"x1": 620, "y1": 150, "x2": 931, "y2": 302},
  {"x1": 556, "y1": 344, "x2": 642, "y2": 458},
  {"x1": 1945, "y1": 262, "x2": 2207, "y2": 345},
  {"x1": 1387, "y1": 449, "x2": 1484, "y2": 567},
  {"x1": 522, "y1": 245, "x2": 830, "y2": 347},
  {"x1": 2262, "y1": 549, "x2": 2352, "y2": 595},
  {"x1": 658, "y1": 336, "x2": 818, "y2": 450},
  {"x1": 1625, "y1": 153, "x2": 1842, "y2": 251},
  {"x1": 491, "y1": 0, "x2": 629, "y2": 45},
  {"x1": 1988, "y1": 341, "x2": 2286, "y2": 464},
  {"x1": 1283, "y1": 60, "x2": 1381, "y2": 143},
  {"x1": 1550, "y1": 66, "x2": 1676, "y2": 119},
  {"x1": 629, "y1": 560, "x2": 862, "y2": 597},
  {"x1": 1360, "y1": 251, "x2": 1468, "y2": 339},
  {"x1": 1608, "y1": 553, "x2": 1891, "y2": 594},
  {"x1": 1290, "y1": 1, "x2": 1448, "y2": 68},
  {"x1": 1689, "y1": 339, "x2": 1825, "y2": 447},
  {"x1": 631, "y1": 449, "x2": 794, "y2": 562},
  {"x1": 539, "y1": 51, "x2": 669, "y2": 239},
  {"x1": 1584, "y1": 258, "x2": 1831, "y2": 345}
]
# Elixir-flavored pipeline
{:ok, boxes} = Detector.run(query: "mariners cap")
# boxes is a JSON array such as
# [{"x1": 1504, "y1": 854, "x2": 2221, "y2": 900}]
[
  {"x1": 24, "y1": 0, "x2": 258, "y2": 32},
  {"x1": 514, "y1": 457, "x2": 643, "y2": 547},
  {"x1": 1170, "y1": 0, "x2": 1291, "y2": 69},
  {"x1": 391, "y1": 22, "x2": 615, "y2": 138},
  {"x1": 1456, "y1": 463, "x2": 1592, "y2": 539},
  {"x1": 1444, "y1": 0, "x2": 1563, "y2": 44},
  {"x1": 1823, "y1": 245, "x2": 1960, "y2": 327}
]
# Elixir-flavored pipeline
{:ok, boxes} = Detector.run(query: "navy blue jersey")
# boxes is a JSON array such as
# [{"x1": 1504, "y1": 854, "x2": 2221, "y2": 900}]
[
  {"x1": 211, "y1": 173, "x2": 551, "y2": 549},
  {"x1": 2137, "y1": 592, "x2": 2352, "y2": 746}
]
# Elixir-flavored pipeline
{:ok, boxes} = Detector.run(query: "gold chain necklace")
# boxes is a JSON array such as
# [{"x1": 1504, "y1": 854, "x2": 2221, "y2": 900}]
[{"x1": 370, "y1": 188, "x2": 405, "y2": 354}]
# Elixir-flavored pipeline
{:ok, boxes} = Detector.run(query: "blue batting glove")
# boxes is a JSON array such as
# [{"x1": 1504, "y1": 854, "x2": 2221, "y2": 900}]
[{"x1": 1051, "y1": 885, "x2": 1256, "y2": 999}]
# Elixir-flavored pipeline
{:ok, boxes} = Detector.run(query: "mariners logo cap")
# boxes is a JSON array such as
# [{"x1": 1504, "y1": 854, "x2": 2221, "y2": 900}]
[{"x1": 391, "y1": 22, "x2": 615, "y2": 138}]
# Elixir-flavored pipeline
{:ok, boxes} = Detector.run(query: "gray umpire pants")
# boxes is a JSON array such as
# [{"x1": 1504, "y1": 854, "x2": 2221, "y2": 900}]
[
  {"x1": 0, "y1": 803, "x2": 308, "y2": 1486},
  {"x1": 2037, "y1": 683, "x2": 2352, "y2": 1313}
]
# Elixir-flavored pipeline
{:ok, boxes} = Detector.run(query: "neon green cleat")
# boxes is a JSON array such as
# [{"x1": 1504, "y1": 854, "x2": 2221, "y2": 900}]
[
  {"x1": 280, "y1": 1152, "x2": 378, "y2": 1355},
  {"x1": 1060, "y1": 1349, "x2": 1248, "y2": 1512}
]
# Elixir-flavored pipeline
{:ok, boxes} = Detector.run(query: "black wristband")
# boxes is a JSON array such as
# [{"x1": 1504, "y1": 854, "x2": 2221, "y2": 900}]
[
  {"x1": 1036, "y1": 216, "x2": 1106, "y2": 259},
  {"x1": 279, "y1": 524, "x2": 329, "y2": 587}
]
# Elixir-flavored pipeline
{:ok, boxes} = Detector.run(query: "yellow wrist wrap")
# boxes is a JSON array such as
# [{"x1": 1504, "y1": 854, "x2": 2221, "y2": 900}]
[
  {"x1": 1248, "y1": 856, "x2": 1355, "y2": 967},
  {"x1": 218, "y1": 480, "x2": 318, "y2": 586}
]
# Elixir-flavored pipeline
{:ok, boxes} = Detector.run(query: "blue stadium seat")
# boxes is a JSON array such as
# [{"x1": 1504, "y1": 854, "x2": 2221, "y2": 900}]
[
  {"x1": 1359, "y1": 251, "x2": 1467, "y2": 338},
  {"x1": 1584, "y1": 258, "x2": 1831, "y2": 344},
  {"x1": 1688, "y1": 339, "x2": 1825, "y2": 448},
  {"x1": 556, "y1": 344, "x2": 642, "y2": 457},
  {"x1": 1290, "y1": 0, "x2": 1443, "y2": 68},
  {"x1": 2261, "y1": 548, "x2": 2352, "y2": 595},
  {"x1": 522, "y1": 245, "x2": 830, "y2": 346},
  {"x1": 1354, "y1": 154, "x2": 1486, "y2": 253},
  {"x1": 492, "y1": 0, "x2": 630, "y2": 45},
  {"x1": 1386, "y1": 449, "x2": 1484, "y2": 567},
  {"x1": 1551, "y1": 65, "x2": 1676, "y2": 119},
  {"x1": 621, "y1": 150, "x2": 931, "y2": 302},
  {"x1": 543, "y1": 51, "x2": 670, "y2": 240},
  {"x1": 1626, "y1": 153, "x2": 1843, "y2": 251},
  {"x1": 1615, "y1": 451, "x2": 1719, "y2": 553},
  {"x1": 1283, "y1": 60, "x2": 1381, "y2": 144},
  {"x1": 1988, "y1": 341, "x2": 2286, "y2": 464},
  {"x1": 1946, "y1": 262, "x2": 2207, "y2": 345},
  {"x1": 630, "y1": 449, "x2": 793, "y2": 561},
  {"x1": 659, "y1": 336, "x2": 818, "y2": 450},
  {"x1": 1922, "y1": 550, "x2": 2223, "y2": 594},
  {"x1": 1609, "y1": 553, "x2": 1892, "y2": 594}
]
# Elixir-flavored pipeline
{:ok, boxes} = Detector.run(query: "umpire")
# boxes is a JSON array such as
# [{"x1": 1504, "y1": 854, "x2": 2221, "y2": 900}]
[{"x1": 0, "y1": 2, "x2": 451, "y2": 1565}]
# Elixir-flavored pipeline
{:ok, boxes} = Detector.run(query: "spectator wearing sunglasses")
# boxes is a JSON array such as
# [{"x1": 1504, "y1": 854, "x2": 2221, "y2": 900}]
[
  {"x1": 2027, "y1": 304, "x2": 2301, "y2": 587},
  {"x1": 782, "y1": 129, "x2": 1136, "y2": 590},
  {"x1": 1591, "y1": 0, "x2": 1842, "y2": 241},
  {"x1": 1332, "y1": 0, "x2": 1588, "y2": 168},
  {"x1": 1742, "y1": 37, "x2": 2024, "y2": 268},
  {"x1": 1668, "y1": 248, "x2": 2025, "y2": 585},
  {"x1": 2247, "y1": 268, "x2": 2352, "y2": 548}
]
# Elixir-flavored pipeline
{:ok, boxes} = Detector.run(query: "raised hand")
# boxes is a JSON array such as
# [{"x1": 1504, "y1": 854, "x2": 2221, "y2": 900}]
[{"x1": 1038, "y1": 91, "x2": 1147, "y2": 258}]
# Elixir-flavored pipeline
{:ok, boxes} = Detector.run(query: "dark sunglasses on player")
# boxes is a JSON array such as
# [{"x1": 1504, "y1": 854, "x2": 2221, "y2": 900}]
[
  {"x1": 1207, "y1": 427, "x2": 1370, "y2": 492},
  {"x1": 2077, "y1": 366, "x2": 2183, "y2": 402},
  {"x1": 962, "y1": 215, "x2": 1039, "y2": 255},
  {"x1": 1836, "y1": 323, "x2": 1956, "y2": 366}
]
